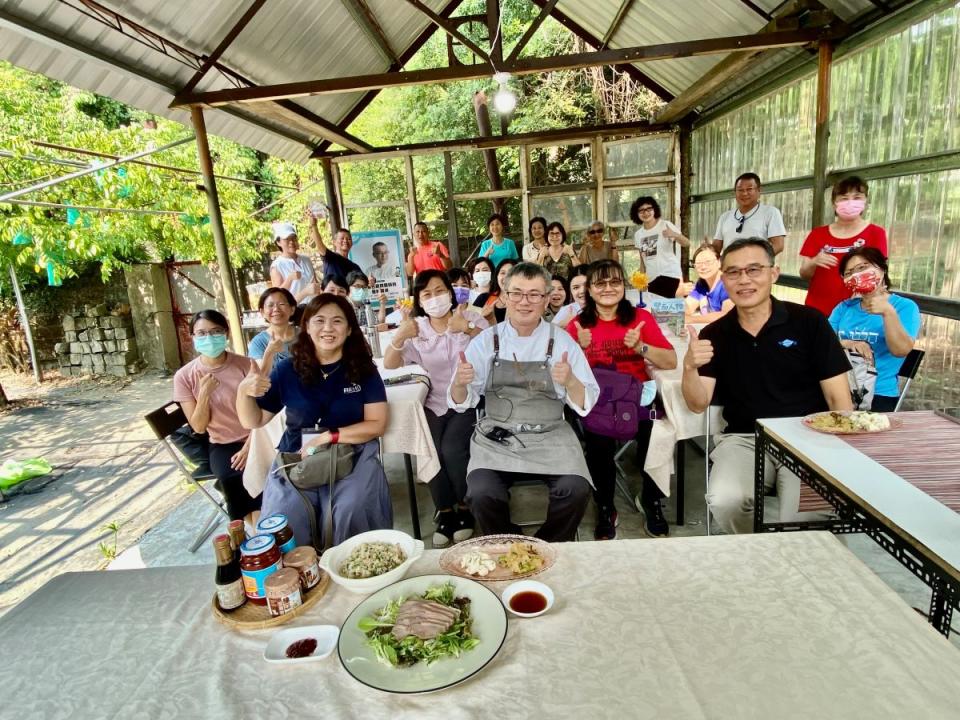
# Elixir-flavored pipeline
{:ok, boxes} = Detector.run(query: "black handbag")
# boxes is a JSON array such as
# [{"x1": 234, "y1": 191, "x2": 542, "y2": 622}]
[{"x1": 276, "y1": 444, "x2": 355, "y2": 551}]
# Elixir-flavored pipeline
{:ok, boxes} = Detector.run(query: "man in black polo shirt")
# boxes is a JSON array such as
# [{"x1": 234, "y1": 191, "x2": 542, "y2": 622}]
[
  {"x1": 305, "y1": 211, "x2": 363, "y2": 284},
  {"x1": 682, "y1": 237, "x2": 852, "y2": 533}
]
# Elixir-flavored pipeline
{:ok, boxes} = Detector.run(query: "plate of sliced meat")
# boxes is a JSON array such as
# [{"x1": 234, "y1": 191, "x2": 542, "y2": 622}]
[{"x1": 338, "y1": 574, "x2": 508, "y2": 693}]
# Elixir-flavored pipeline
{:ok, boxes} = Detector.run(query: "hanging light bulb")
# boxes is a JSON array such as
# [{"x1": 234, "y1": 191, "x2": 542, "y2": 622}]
[{"x1": 492, "y1": 72, "x2": 516, "y2": 114}]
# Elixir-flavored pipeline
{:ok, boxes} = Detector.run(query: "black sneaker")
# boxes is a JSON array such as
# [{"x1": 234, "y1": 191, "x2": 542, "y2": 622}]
[
  {"x1": 641, "y1": 499, "x2": 669, "y2": 538},
  {"x1": 432, "y1": 511, "x2": 457, "y2": 549},
  {"x1": 594, "y1": 506, "x2": 618, "y2": 540},
  {"x1": 453, "y1": 508, "x2": 475, "y2": 544}
]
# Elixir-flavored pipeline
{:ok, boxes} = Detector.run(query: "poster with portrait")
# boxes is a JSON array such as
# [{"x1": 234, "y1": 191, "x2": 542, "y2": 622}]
[{"x1": 348, "y1": 229, "x2": 406, "y2": 305}]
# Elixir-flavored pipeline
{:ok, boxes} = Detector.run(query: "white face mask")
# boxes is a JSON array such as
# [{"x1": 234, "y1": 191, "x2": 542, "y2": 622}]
[
  {"x1": 473, "y1": 271, "x2": 491, "y2": 288},
  {"x1": 422, "y1": 293, "x2": 452, "y2": 318}
]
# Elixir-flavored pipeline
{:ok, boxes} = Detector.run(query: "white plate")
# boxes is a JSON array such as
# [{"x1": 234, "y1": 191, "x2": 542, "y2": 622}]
[
  {"x1": 263, "y1": 625, "x2": 339, "y2": 664},
  {"x1": 338, "y1": 574, "x2": 508, "y2": 694}
]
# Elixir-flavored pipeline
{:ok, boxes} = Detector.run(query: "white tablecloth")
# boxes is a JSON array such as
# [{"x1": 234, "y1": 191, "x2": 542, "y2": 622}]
[
  {"x1": 243, "y1": 361, "x2": 439, "y2": 495},
  {"x1": 4, "y1": 533, "x2": 958, "y2": 719}
]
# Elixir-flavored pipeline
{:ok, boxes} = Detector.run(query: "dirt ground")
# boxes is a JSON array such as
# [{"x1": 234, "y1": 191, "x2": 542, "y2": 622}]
[{"x1": 0, "y1": 369, "x2": 187, "y2": 614}]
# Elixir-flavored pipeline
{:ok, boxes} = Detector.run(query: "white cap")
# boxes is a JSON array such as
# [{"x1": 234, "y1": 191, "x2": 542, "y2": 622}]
[{"x1": 272, "y1": 221, "x2": 297, "y2": 240}]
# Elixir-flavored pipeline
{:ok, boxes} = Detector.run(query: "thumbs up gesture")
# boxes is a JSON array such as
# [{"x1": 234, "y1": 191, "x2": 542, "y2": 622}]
[
  {"x1": 574, "y1": 321, "x2": 591, "y2": 349},
  {"x1": 623, "y1": 319, "x2": 646, "y2": 351},
  {"x1": 238, "y1": 365, "x2": 271, "y2": 398},
  {"x1": 683, "y1": 325, "x2": 714, "y2": 370},
  {"x1": 448, "y1": 304, "x2": 469, "y2": 334},
  {"x1": 551, "y1": 351, "x2": 573, "y2": 388},
  {"x1": 453, "y1": 350, "x2": 475, "y2": 389}
]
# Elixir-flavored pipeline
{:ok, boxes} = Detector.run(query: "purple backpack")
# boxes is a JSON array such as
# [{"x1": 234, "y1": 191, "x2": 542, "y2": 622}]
[{"x1": 583, "y1": 366, "x2": 654, "y2": 441}]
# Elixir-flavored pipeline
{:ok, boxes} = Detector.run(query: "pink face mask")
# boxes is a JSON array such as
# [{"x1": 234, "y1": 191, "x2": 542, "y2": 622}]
[
  {"x1": 844, "y1": 269, "x2": 879, "y2": 295},
  {"x1": 835, "y1": 199, "x2": 866, "y2": 220}
]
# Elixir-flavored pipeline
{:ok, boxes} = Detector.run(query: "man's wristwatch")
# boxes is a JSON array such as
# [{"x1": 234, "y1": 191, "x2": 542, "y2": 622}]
[
  {"x1": 637, "y1": 342, "x2": 649, "y2": 355},
  {"x1": 467, "y1": 321, "x2": 477, "y2": 331}
]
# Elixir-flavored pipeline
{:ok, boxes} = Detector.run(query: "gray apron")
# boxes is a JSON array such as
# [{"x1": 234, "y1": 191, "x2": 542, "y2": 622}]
[{"x1": 467, "y1": 324, "x2": 593, "y2": 487}]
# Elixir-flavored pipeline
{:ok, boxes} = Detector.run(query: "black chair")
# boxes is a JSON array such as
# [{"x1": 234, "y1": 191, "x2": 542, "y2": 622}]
[
  {"x1": 144, "y1": 402, "x2": 230, "y2": 552},
  {"x1": 894, "y1": 349, "x2": 925, "y2": 411}
]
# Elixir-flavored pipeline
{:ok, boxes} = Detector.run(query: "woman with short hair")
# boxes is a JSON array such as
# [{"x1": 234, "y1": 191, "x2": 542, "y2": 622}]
[
  {"x1": 544, "y1": 274, "x2": 571, "y2": 322},
  {"x1": 174, "y1": 309, "x2": 262, "y2": 525},
  {"x1": 249, "y1": 287, "x2": 297, "y2": 375},
  {"x1": 478, "y1": 213, "x2": 519, "y2": 268},
  {"x1": 536, "y1": 221, "x2": 578, "y2": 279},
  {"x1": 684, "y1": 245, "x2": 733, "y2": 325},
  {"x1": 630, "y1": 196, "x2": 690, "y2": 298},
  {"x1": 522, "y1": 216, "x2": 549, "y2": 262},
  {"x1": 473, "y1": 258, "x2": 518, "y2": 324}
]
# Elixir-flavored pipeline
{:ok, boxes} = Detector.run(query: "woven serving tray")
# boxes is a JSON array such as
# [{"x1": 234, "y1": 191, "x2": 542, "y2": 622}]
[{"x1": 211, "y1": 570, "x2": 331, "y2": 630}]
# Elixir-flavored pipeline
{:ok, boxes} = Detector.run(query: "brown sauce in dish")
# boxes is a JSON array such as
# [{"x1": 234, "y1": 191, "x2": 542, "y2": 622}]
[
  {"x1": 509, "y1": 591, "x2": 548, "y2": 614},
  {"x1": 285, "y1": 638, "x2": 318, "y2": 658}
]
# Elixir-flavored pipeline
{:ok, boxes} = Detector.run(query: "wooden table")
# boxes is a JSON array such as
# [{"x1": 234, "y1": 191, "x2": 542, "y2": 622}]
[
  {"x1": 755, "y1": 414, "x2": 960, "y2": 636},
  {"x1": 3, "y1": 533, "x2": 959, "y2": 719}
]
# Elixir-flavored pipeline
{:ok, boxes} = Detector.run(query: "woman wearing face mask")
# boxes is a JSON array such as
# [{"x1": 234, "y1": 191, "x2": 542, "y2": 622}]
[
  {"x1": 473, "y1": 259, "x2": 517, "y2": 323},
  {"x1": 384, "y1": 270, "x2": 487, "y2": 547},
  {"x1": 829, "y1": 248, "x2": 919, "y2": 412},
  {"x1": 536, "y1": 222, "x2": 578, "y2": 278},
  {"x1": 684, "y1": 245, "x2": 733, "y2": 325},
  {"x1": 249, "y1": 288, "x2": 298, "y2": 375},
  {"x1": 236, "y1": 294, "x2": 392, "y2": 547},
  {"x1": 544, "y1": 274, "x2": 570, "y2": 322},
  {"x1": 800, "y1": 176, "x2": 888, "y2": 316},
  {"x1": 466, "y1": 257, "x2": 496, "y2": 304},
  {"x1": 173, "y1": 310, "x2": 262, "y2": 526},
  {"x1": 522, "y1": 216, "x2": 548, "y2": 262},
  {"x1": 447, "y1": 268, "x2": 473, "y2": 306},
  {"x1": 346, "y1": 271, "x2": 387, "y2": 329},
  {"x1": 551, "y1": 266, "x2": 588, "y2": 327}
]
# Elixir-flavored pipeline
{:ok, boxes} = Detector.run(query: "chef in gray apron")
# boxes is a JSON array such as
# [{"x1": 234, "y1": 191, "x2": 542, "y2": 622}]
[{"x1": 449, "y1": 262, "x2": 599, "y2": 541}]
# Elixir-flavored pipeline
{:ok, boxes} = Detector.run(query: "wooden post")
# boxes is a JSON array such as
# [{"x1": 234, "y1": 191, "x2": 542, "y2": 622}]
[
  {"x1": 189, "y1": 106, "x2": 245, "y2": 354},
  {"x1": 8, "y1": 264, "x2": 41, "y2": 383},
  {"x1": 472, "y1": 92, "x2": 506, "y2": 219},
  {"x1": 443, "y1": 151, "x2": 460, "y2": 266},
  {"x1": 678, "y1": 122, "x2": 693, "y2": 279},
  {"x1": 403, "y1": 154, "x2": 419, "y2": 240},
  {"x1": 812, "y1": 40, "x2": 833, "y2": 228},
  {"x1": 321, "y1": 157, "x2": 342, "y2": 235}
]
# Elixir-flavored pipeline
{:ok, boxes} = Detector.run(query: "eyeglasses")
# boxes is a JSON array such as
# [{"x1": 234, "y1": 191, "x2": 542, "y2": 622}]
[
  {"x1": 721, "y1": 264, "x2": 772, "y2": 280},
  {"x1": 587, "y1": 228, "x2": 604, "y2": 234},
  {"x1": 194, "y1": 329, "x2": 226, "y2": 338},
  {"x1": 842, "y1": 263, "x2": 874, "y2": 278},
  {"x1": 591, "y1": 279, "x2": 624, "y2": 289},
  {"x1": 638, "y1": 206, "x2": 654, "y2": 214},
  {"x1": 505, "y1": 290, "x2": 547, "y2": 303}
]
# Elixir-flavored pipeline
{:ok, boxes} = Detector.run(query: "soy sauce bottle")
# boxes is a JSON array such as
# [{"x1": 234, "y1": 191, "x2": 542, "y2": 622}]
[{"x1": 213, "y1": 533, "x2": 246, "y2": 611}]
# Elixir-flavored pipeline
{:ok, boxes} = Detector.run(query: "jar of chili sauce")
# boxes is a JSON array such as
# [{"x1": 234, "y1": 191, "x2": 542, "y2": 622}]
[
  {"x1": 240, "y1": 534, "x2": 281, "y2": 605},
  {"x1": 257, "y1": 514, "x2": 297, "y2": 554}
]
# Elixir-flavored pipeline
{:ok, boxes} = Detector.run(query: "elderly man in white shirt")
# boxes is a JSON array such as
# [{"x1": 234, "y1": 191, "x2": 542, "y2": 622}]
[
  {"x1": 449, "y1": 262, "x2": 599, "y2": 541},
  {"x1": 713, "y1": 172, "x2": 787, "y2": 255}
]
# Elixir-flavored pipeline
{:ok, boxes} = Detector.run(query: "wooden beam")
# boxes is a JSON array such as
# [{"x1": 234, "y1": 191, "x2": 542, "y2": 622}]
[
  {"x1": 528, "y1": 0, "x2": 673, "y2": 101},
  {"x1": 176, "y1": 28, "x2": 829, "y2": 107},
  {"x1": 736, "y1": 0, "x2": 773, "y2": 21},
  {"x1": 178, "y1": 0, "x2": 267, "y2": 95},
  {"x1": 312, "y1": 0, "x2": 466, "y2": 155},
  {"x1": 487, "y1": 0, "x2": 503, "y2": 66},
  {"x1": 322, "y1": 120, "x2": 672, "y2": 161},
  {"x1": 506, "y1": 0, "x2": 558, "y2": 63},
  {"x1": 402, "y1": 0, "x2": 490, "y2": 61},
  {"x1": 812, "y1": 40, "x2": 833, "y2": 227},
  {"x1": 602, "y1": 0, "x2": 636, "y2": 47},
  {"x1": 340, "y1": 0, "x2": 398, "y2": 65}
]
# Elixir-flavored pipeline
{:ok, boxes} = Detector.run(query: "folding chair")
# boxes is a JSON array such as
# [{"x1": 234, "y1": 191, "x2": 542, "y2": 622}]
[
  {"x1": 144, "y1": 402, "x2": 229, "y2": 552},
  {"x1": 894, "y1": 349, "x2": 925, "y2": 411},
  {"x1": 703, "y1": 406, "x2": 726, "y2": 536}
]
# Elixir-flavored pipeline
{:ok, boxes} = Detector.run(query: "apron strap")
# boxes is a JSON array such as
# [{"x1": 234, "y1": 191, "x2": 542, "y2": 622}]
[
  {"x1": 543, "y1": 322, "x2": 555, "y2": 367},
  {"x1": 492, "y1": 322, "x2": 500, "y2": 360}
]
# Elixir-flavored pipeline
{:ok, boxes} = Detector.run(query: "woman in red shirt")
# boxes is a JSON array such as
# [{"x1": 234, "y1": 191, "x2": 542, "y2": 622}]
[
  {"x1": 799, "y1": 175, "x2": 888, "y2": 316},
  {"x1": 566, "y1": 260, "x2": 677, "y2": 540}
]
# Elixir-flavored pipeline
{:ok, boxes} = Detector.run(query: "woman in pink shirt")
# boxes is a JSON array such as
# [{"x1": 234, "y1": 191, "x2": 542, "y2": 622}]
[
  {"x1": 383, "y1": 269, "x2": 488, "y2": 547},
  {"x1": 172, "y1": 310, "x2": 262, "y2": 524}
]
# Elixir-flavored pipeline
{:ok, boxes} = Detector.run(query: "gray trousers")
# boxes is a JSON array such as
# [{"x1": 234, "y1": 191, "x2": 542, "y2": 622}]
[
  {"x1": 466, "y1": 469, "x2": 590, "y2": 542},
  {"x1": 261, "y1": 440, "x2": 392, "y2": 548}
]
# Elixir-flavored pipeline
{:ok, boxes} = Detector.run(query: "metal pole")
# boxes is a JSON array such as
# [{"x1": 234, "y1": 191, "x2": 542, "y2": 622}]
[
  {"x1": 189, "y1": 107, "x2": 245, "y2": 353},
  {"x1": 812, "y1": 40, "x2": 833, "y2": 228},
  {"x1": 8, "y1": 264, "x2": 42, "y2": 383},
  {"x1": 0, "y1": 135, "x2": 195, "y2": 203},
  {"x1": 2, "y1": 198, "x2": 186, "y2": 217}
]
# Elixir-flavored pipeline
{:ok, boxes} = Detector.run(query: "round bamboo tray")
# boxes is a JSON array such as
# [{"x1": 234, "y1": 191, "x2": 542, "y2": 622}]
[{"x1": 212, "y1": 570, "x2": 331, "y2": 630}]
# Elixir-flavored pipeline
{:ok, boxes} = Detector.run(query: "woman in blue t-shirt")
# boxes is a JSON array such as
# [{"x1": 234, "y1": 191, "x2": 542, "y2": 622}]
[
  {"x1": 684, "y1": 245, "x2": 733, "y2": 325},
  {"x1": 477, "y1": 213, "x2": 519, "y2": 268},
  {"x1": 829, "y1": 248, "x2": 920, "y2": 412},
  {"x1": 237, "y1": 293, "x2": 392, "y2": 547},
  {"x1": 248, "y1": 287, "x2": 297, "y2": 374}
]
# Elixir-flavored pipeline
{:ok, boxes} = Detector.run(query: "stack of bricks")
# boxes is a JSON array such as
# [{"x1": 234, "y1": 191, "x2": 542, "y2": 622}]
[{"x1": 54, "y1": 304, "x2": 143, "y2": 377}]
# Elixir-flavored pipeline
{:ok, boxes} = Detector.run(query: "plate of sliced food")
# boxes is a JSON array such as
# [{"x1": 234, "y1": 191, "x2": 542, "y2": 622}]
[
  {"x1": 338, "y1": 574, "x2": 507, "y2": 694},
  {"x1": 438, "y1": 534, "x2": 556, "y2": 582},
  {"x1": 802, "y1": 410, "x2": 902, "y2": 435}
]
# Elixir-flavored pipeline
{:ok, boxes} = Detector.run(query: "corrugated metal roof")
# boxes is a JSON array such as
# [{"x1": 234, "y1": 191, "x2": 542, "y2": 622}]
[{"x1": 0, "y1": 0, "x2": 903, "y2": 160}]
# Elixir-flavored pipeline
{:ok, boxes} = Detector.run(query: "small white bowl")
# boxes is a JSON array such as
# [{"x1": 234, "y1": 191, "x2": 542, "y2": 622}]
[
  {"x1": 318, "y1": 529, "x2": 424, "y2": 595},
  {"x1": 263, "y1": 625, "x2": 339, "y2": 664},
  {"x1": 501, "y1": 580, "x2": 555, "y2": 618}
]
